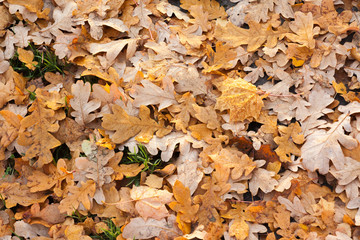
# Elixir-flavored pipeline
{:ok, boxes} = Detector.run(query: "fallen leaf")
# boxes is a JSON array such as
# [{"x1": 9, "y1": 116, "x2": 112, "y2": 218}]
[
  {"x1": 59, "y1": 180, "x2": 96, "y2": 214},
  {"x1": 169, "y1": 180, "x2": 199, "y2": 234},
  {"x1": 102, "y1": 105, "x2": 172, "y2": 144},
  {"x1": 215, "y1": 77, "x2": 265, "y2": 122},
  {"x1": 17, "y1": 99, "x2": 64, "y2": 168}
]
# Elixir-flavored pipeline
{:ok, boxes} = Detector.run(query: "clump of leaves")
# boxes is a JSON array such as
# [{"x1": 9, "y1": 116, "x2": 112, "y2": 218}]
[
  {"x1": 9, "y1": 43, "x2": 69, "y2": 80},
  {"x1": 92, "y1": 219, "x2": 122, "y2": 240},
  {"x1": 122, "y1": 144, "x2": 162, "y2": 186}
]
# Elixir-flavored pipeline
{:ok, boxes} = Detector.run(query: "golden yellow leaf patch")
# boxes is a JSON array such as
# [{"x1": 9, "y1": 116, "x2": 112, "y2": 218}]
[{"x1": 215, "y1": 77, "x2": 265, "y2": 122}]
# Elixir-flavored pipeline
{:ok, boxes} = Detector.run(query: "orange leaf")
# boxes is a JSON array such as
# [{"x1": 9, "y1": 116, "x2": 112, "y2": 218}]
[{"x1": 169, "y1": 180, "x2": 199, "y2": 234}]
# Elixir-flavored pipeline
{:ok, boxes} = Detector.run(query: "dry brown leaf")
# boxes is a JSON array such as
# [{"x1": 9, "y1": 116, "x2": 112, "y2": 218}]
[
  {"x1": 202, "y1": 42, "x2": 237, "y2": 73},
  {"x1": 17, "y1": 99, "x2": 64, "y2": 168},
  {"x1": 274, "y1": 122, "x2": 305, "y2": 162},
  {"x1": 214, "y1": 20, "x2": 287, "y2": 52},
  {"x1": 59, "y1": 180, "x2": 96, "y2": 214},
  {"x1": 102, "y1": 105, "x2": 172, "y2": 144},
  {"x1": 286, "y1": 12, "x2": 320, "y2": 49},
  {"x1": 70, "y1": 80, "x2": 101, "y2": 126},
  {"x1": 0, "y1": 110, "x2": 21, "y2": 160},
  {"x1": 130, "y1": 186, "x2": 173, "y2": 220},
  {"x1": 180, "y1": 0, "x2": 227, "y2": 20},
  {"x1": 17, "y1": 48, "x2": 38, "y2": 70},
  {"x1": 222, "y1": 203, "x2": 249, "y2": 240},
  {"x1": 169, "y1": 180, "x2": 199, "y2": 234},
  {"x1": 0, "y1": 182, "x2": 49, "y2": 208}
]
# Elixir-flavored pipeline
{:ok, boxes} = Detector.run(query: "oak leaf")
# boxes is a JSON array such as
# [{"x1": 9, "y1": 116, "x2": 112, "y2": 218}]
[
  {"x1": 40, "y1": 3, "x2": 78, "y2": 36},
  {"x1": 0, "y1": 182, "x2": 49, "y2": 208},
  {"x1": 249, "y1": 160, "x2": 278, "y2": 195},
  {"x1": 215, "y1": 77, "x2": 265, "y2": 122},
  {"x1": 208, "y1": 147, "x2": 256, "y2": 180},
  {"x1": 194, "y1": 165, "x2": 229, "y2": 227},
  {"x1": 59, "y1": 180, "x2": 96, "y2": 214},
  {"x1": 129, "y1": 78, "x2": 177, "y2": 110},
  {"x1": 14, "y1": 220, "x2": 49, "y2": 239},
  {"x1": 65, "y1": 225, "x2": 92, "y2": 240},
  {"x1": 307, "y1": 0, "x2": 354, "y2": 35},
  {"x1": 102, "y1": 105, "x2": 172, "y2": 144},
  {"x1": 214, "y1": 20, "x2": 287, "y2": 52},
  {"x1": 286, "y1": 12, "x2": 320, "y2": 49},
  {"x1": 0, "y1": 110, "x2": 21, "y2": 160},
  {"x1": 122, "y1": 216, "x2": 180, "y2": 239},
  {"x1": 35, "y1": 88, "x2": 66, "y2": 110},
  {"x1": 180, "y1": 0, "x2": 227, "y2": 20},
  {"x1": 70, "y1": 80, "x2": 101, "y2": 126},
  {"x1": 87, "y1": 38, "x2": 138, "y2": 63},
  {"x1": 301, "y1": 113, "x2": 358, "y2": 174},
  {"x1": 130, "y1": 186, "x2": 173, "y2": 220},
  {"x1": 222, "y1": 203, "x2": 249, "y2": 240},
  {"x1": 169, "y1": 92, "x2": 197, "y2": 133},
  {"x1": 73, "y1": 140, "x2": 114, "y2": 188},
  {"x1": 87, "y1": 13, "x2": 128, "y2": 40},
  {"x1": 168, "y1": 65, "x2": 208, "y2": 96},
  {"x1": 169, "y1": 180, "x2": 199, "y2": 234},
  {"x1": 202, "y1": 42, "x2": 237, "y2": 73},
  {"x1": 116, "y1": 163, "x2": 144, "y2": 180},
  {"x1": 17, "y1": 48, "x2": 37, "y2": 70},
  {"x1": 17, "y1": 99, "x2": 64, "y2": 168},
  {"x1": 274, "y1": 122, "x2": 305, "y2": 162}
]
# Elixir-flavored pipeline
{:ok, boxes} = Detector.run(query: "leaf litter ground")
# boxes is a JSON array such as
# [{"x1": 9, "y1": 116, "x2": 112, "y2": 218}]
[{"x1": 2, "y1": 0, "x2": 360, "y2": 239}]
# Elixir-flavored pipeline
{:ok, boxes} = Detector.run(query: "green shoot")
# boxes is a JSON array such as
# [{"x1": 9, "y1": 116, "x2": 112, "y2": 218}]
[
  {"x1": 122, "y1": 144, "x2": 162, "y2": 186},
  {"x1": 67, "y1": 210, "x2": 88, "y2": 223},
  {"x1": 92, "y1": 219, "x2": 122, "y2": 240},
  {"x1": 9, "y1": 43, "x2": 69, "y2": 80},
  {"x1": 2, "y1": 154, "x2": 18, "y2": 179}
]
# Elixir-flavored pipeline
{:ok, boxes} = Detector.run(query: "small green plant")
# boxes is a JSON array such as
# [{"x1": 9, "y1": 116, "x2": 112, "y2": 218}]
[
  {"x1": 67, "y1": 209, "x2": 88, "y2": 223},
  {"x1": 92, "y1": 219, "x2": 122, "y2": 240},
  {"x1": 2, "y1": 154, "x2": 18, "y2": 179},
  {"x1": 9, "y1": 43, "x2": 69, "y2": 80},
  {"x1": 122, "y1": 144, "x2": 162, "y2": 186}
]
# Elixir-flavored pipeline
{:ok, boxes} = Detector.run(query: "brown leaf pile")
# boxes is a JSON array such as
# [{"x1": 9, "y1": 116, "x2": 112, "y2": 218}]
[{"x1": 1, "y1": 0, "x2": 360, "y2": 239}]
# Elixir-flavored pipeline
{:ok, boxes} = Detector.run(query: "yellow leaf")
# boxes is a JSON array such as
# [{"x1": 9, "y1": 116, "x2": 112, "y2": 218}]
[
  {"x1": 180, "y1": 0, "x2": 227, "y2": 20},
  {"x1": 17, "y1": 48, "x2": 38, "y2": 70},
  {"x1": 102, "y1": 105, "x2": 172, "y2": 144},
  {"x1": 215, "y1": 77, "x2": 265, "y2": 122},
  {"x1": 7, "y1": 0, "x2": 43, "y2": 13},
  {"x1": 291, "y1": 57, "x2": 305, "y2": 67},
  {"x1": 202, "y1": 42, "x2": 237, "y2": 73}
]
